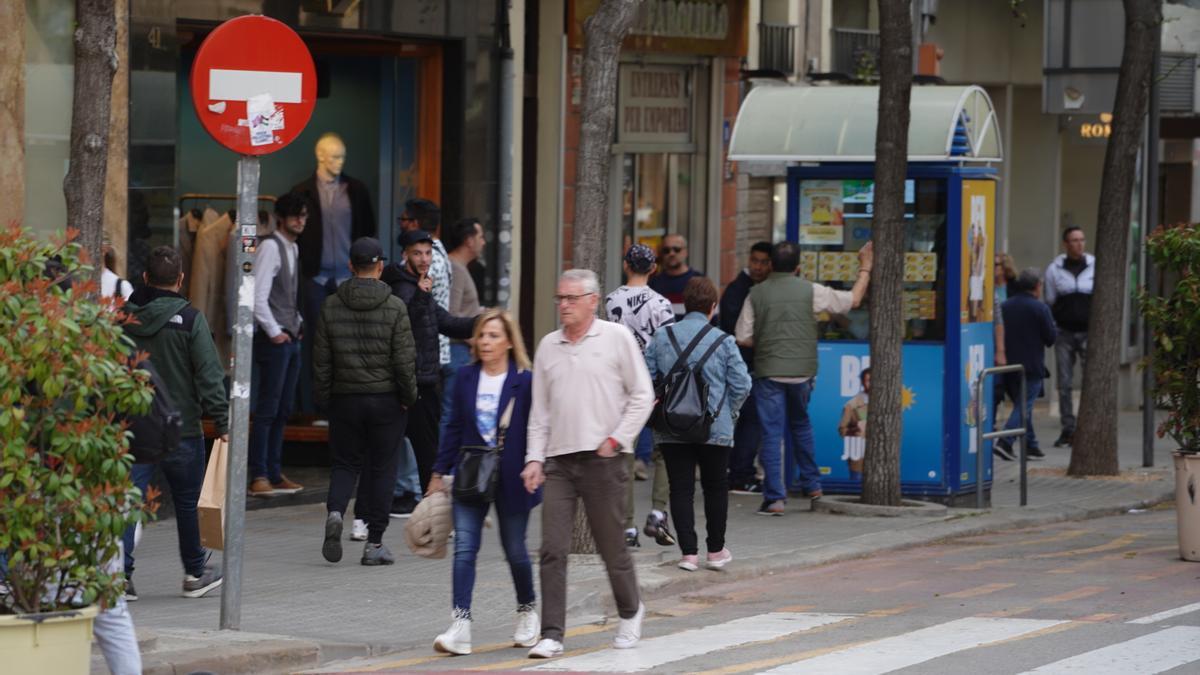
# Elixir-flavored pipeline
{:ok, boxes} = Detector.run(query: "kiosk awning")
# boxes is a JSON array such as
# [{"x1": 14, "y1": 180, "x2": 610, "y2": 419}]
[{"x1": 728, "y1": 85, "x2": 1002, "y2": 164}]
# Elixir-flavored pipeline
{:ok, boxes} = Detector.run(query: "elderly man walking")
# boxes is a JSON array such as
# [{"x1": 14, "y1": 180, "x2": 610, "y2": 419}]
[{"x1": 521, "y1": 270, "x2": 655, "y2": 658}]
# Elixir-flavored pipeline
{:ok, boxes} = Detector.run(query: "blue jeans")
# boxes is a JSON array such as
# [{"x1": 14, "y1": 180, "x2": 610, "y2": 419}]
[
  {"x1": 754, "y1": 378, "x2": 820, "y2": 502},
  {"x1": 729, "y1": 388, "x2": 761, "y2": 484},
  {"x1": 635, "y1": 426, "x2": 654, "y2": 463},
  {"x1": 451, "y1": 500, "x2": 535, "y2": 613},
  {"x1": 250, "y1": 335, "x2": 301, "y2": 483},
  {"x1": 122, "y1": 437, "x2": 208, "y2": 578},
  {"x1": 1004, "y1": 376, "x2": 1044, "y2": 451},
  {"x1": 391, "y1": 437, "x2": 422, "y2": 498},
  {"x1": 439, "y1": 341, "x2": 474, "y2": 437}
]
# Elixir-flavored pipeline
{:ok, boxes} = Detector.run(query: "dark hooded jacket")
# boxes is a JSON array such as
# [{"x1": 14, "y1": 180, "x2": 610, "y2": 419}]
[
  {"x1": 381, "y1": 262, "x2": 478, "y2": 387},
  {"x1": 124, "y1": 286, "x2": 229, "y2": 439},
  {"x1": 313, "y1": 276, "x2": 419, "y2": 406}
]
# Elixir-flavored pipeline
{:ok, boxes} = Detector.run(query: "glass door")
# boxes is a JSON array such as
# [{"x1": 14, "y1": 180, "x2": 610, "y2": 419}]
[{"x1": 619, "y1": 152, "x2": 694, "y2": 258}]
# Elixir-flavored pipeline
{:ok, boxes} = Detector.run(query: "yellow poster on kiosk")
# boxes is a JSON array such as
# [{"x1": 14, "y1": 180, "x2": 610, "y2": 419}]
[{"x1": 960, "y1": 180, "x2": 995, "y2": 324}]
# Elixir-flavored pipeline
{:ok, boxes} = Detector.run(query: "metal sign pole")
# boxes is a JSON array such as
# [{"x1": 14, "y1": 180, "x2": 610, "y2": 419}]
[{"x1": 220, "y1": 155, "x2": 259, "y2": 630}]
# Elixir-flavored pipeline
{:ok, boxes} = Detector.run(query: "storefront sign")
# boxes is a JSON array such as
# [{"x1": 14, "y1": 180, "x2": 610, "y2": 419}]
[
  {"x1": 617, "y1": 65, "x2": 692, "y2": 145},
  {"x1": 569, "y1": 0, "x2": 748, "y2": 58}
]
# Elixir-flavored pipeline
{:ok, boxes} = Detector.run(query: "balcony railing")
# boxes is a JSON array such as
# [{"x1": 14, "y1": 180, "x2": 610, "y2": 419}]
[
  {"x1": 758, "y1": 23, "x2": 796, "y2": 76},
  {"x1": 831, "y1": 27, "x2": 880, "y2": 79}
]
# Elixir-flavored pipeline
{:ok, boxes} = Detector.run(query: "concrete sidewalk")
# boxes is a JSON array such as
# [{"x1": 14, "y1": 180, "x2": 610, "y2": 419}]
[{"x1": 97, "y1": 405, "x2": 1180, "y2": 674}]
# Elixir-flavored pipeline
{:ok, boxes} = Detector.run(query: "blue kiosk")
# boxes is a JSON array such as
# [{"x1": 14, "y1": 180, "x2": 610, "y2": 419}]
[{"x1": 728, "y1": 85, "x2": 1003, "y2": 504}]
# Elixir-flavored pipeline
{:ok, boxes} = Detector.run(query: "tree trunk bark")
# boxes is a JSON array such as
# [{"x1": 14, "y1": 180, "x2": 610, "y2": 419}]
[
  {"x1": 861, "y1": 0, "x2": 912, "y2": 507},
  {"x1": 1069, "y1": 0, "x2": 1161, "y2": 477},
  {"x1": 569, "y1": 0, "x2": 642, "y2": 555},
  {"x1": 63, "y1": 0, "x2": 118, "y2": 291}
]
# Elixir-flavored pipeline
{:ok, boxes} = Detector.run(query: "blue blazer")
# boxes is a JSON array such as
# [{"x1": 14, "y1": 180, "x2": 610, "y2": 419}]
[{"x1": 433, "y1": 358, "x2": 542, "y2": 513}]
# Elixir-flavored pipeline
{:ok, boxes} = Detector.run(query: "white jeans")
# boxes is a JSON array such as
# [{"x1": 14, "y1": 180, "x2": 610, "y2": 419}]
[{"x1": 93, "y1": 597, "x2": 142, "y2": 675}]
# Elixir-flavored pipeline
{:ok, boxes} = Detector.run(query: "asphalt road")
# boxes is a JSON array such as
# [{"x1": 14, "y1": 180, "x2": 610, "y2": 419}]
[{"x1": 309, "y1": 506, "x2": 1200, "y2": 674}]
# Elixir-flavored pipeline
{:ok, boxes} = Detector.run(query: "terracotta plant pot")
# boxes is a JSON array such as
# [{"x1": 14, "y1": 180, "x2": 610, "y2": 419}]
[{"x1": 0, "y1": 605, "x2": 99, "y2": 674}]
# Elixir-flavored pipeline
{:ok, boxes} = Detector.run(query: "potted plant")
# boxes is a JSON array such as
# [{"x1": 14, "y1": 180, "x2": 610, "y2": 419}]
[
  {"x1": 0, "y1": 225, "x2": 152, "y2": 671},
  {"x1": 1140, "y1": 222, "x2": 1200, "y2": 561}
]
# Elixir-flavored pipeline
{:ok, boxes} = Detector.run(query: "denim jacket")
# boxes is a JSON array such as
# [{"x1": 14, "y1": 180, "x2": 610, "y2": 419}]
[{"x1": 645, "y1": 312, "x2": 752, "y2": 446}]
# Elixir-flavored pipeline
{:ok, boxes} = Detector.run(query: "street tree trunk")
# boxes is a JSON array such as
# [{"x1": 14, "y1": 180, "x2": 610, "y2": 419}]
[
  {"x1": 63, "y1": 0, "x2": 118, "y2": 290},
  {"x1": 570, "y1": 0, "x2": 642, "y2": 554},
  {"x1": 1069, "y1": 0, "x2": 1161, "y2": 477},
  {"x1": 861, "y1": 0, "x2": 912, "y2": 507}
]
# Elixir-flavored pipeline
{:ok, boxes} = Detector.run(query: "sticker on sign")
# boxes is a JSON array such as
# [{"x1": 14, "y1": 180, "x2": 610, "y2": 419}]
[{"x1": 209, "y1": 69, "x2": 303, "y2": 103}]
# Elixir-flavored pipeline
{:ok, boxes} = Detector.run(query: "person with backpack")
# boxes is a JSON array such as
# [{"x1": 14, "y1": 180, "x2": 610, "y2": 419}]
[
  {"x1": 645, "y1": 277, "x2": 751, "y2": 571},
  {"x1": 122, "y1": 246, "x2": 228, "y2": 599}
]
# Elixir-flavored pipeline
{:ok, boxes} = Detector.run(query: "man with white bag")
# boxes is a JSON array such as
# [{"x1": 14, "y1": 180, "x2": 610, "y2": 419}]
[{"x1": 123, "y1": 246, "x2": 227, "y2": 599}]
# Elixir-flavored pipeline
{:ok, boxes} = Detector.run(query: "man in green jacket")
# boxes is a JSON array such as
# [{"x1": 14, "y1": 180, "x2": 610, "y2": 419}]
[
  {"x1": 315, "y1": 237, "x2": 419, "y2": 566},
  {"x1": 123, "y1": 246, "x2": 228, "y2": 599}
]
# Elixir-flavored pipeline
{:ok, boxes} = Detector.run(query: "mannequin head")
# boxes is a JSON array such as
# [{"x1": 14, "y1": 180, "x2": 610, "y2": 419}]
[{"x1": 315, "y1": 132, "x2": 346, "y2": 181}]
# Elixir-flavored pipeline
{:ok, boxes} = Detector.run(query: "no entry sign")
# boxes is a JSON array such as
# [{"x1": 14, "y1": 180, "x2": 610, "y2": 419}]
[{"x1": 190, "y1": 15, "x2": 317, "y2": 155}]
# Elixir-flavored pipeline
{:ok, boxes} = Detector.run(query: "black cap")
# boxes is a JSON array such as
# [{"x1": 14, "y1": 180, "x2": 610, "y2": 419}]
[
  {"x1": 399, "y1": 229, "x2": 434, "y2": 249},
  {"x1": 349, "y1": 237, "x2": 386, "y2": 266}
]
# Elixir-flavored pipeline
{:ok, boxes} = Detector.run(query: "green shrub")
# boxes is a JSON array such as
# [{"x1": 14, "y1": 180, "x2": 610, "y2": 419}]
[{"x1": 0, "y1": 224, "x2": 153, "y2": 614}]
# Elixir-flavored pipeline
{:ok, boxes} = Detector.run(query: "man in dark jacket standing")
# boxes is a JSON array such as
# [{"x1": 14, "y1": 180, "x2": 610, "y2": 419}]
[
  {"x1": 123, "y1": 246, "x2": 227, "y2": 599},
  {"x1": 382, "y1": 229, "x2": 478, "y2": 494},
  {"x1": 315, "y1": 238, "x2": 418, "y2": 567},
  {"x1": 1042, "y1": 226, "x2": 1094, "y2": 448},
  {"x1": 996, "y1": 267, "x2": 1058, "y2": 461},
  {"x1": 717, "y1": 241, "x2": 772, "y2": 494}
]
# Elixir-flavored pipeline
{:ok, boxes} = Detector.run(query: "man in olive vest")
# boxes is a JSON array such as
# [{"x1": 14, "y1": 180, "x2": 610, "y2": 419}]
[{"x1": 735, "y1": 241, "x2": 873, "y2": 515}]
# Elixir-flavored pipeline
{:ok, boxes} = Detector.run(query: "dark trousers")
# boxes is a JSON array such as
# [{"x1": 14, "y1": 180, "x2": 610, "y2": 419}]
[
  {"x1": 1004, "y1": 376, "x2": 1044, "y2": 451},
  {"x1": 250, "y1": 335, "x2": 301, "y2": 483},
  {"x1": 123, "y1": 437, "x2": 208, "y2": 578},
  {"x1": 540, "y1": 452, "x2": 640, "y2": 642},
  {"x1": 661, "y1": 443, "x2": 731, "y2": 556},
  {"x1": 729, "y1": 388, "x2": 761, "y2": 485},
  {"x1": 1054, "y1": 330, "x2": 1088, "y2": 434},
  {"x1": 299, "y1": 277, "x2": 338, "y2": 415},
  {"x1": 405, "y1": 383, "x2": 442, "y2": 493},
  {"x1": 327, "y1": 394, "x2": 408, "y2": 544}
]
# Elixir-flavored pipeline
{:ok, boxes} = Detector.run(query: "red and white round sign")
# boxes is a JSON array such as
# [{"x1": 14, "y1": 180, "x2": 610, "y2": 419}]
[{"x1": 189, "y1": 15, "x2": 317, "y2": 156}]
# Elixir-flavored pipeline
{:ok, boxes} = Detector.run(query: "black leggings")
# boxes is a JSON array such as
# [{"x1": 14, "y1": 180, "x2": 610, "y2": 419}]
[{"x1": 660, "y1": 443, "x2": 731, "y2": 556}]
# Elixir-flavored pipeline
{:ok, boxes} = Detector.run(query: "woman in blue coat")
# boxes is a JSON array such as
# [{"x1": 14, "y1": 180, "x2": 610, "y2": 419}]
[{"x1": 427, "y1": 309, "x2": 542, "y2": 655}]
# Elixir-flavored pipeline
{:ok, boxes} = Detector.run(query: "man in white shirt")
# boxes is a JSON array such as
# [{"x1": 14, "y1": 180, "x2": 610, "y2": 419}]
[
  {"x1": 248, "y1": 192, "x2": 308, "y2": 498},
  {"x1": 521, "y1": 270, "x2": 654, "y2": 658}
]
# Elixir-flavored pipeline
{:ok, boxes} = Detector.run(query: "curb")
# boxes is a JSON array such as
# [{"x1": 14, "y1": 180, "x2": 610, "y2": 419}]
[{"x1": 812, "y1": 496, "x2": 949, "y2": 517}]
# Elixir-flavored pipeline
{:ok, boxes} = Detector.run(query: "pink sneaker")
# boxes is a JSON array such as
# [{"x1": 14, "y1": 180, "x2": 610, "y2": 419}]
[
  {"x1": 705, "y1": 548, "x2": 733, "y2": 569},
  {"x1": 677, "y1": 554, "x2": 699, "y2": 571}
]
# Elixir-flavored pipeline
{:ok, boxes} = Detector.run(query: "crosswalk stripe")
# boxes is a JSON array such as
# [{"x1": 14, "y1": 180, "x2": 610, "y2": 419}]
[
  {"x1": 1019, "y1": 626, "x2": 1200, "y2": 673},
  {"x1": 1128, "y1": 602, "x2": 1200, "y2": 625},
  {"x1": 758, "y1": 617, "x2": 1066, "y2": 674},
  {"x1": 523, "y1": 612, "x2": 854, "y2": 672}
]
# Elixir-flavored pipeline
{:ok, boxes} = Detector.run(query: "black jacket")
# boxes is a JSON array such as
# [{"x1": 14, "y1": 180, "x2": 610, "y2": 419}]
[
  {"x1": 313, "y1": 277, "x2": 418, "y2": 407},
  {"x1": 291, "y1": 173, "x2": 376, "y2": 279},
  {"x1": 381, "y1": 262, "x2": 478, "y2": 386},
  {"x1": 718, "y1": 270, "x2": 756, "y2": 371},
  {"x1": 1001, "y1": 291, "x2": 1058, "y2": 378}
]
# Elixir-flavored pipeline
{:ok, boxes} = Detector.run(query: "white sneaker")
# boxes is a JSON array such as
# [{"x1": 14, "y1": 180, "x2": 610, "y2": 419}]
[
  {"x1": 527, "y1": 638, "x2": 564, "y2": 658},
  {"x1": 514, "y1": 608, "x2": 540, "y2": 647},
  {"x1": 349, "y1": 519, "x2": 368, "y2": 541},
  {"x1": 612, "y1": 602, "x2": 645, "y2": 649},
  {"x1": 433, "y1": 615, "x2": 472, "y2": 655}
]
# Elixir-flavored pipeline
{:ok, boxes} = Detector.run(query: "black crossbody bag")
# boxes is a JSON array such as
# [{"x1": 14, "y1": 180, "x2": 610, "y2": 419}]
[{"x1": 452, "y1": 397, "x2": 517, "y2": 505}]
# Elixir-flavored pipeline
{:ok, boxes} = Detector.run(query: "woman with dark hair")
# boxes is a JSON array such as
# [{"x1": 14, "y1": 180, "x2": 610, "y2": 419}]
[{"x1": 644, "y1": 277, "x2": 751, "y2": 572}]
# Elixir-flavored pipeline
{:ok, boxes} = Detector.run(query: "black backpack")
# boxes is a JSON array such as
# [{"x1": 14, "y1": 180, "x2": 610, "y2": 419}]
[
  {"x1": 651, "y1": 324, "x2": 730, "y2": 443},
  {"x1": 125, "y1": 357, "x2": 183, "y2": 463}
]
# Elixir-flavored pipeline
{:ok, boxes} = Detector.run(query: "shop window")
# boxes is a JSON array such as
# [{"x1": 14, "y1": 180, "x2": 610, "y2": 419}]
[
  {"x1": 23, "y1": 1, "x2": 75, "y2": 237},
  {"x1": 796, "y1": 177, "x2": 948, "y2": 342},
  {"x1": 620, "y1": 152, "x2": 693, "y2": 254}
]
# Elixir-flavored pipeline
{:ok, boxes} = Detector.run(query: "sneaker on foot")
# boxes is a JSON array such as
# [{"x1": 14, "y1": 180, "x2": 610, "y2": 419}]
[
  {"x1": 323, "y1": 511, "x2": 344, "y2": 563},
  {"x1": 513, "y1": 607, "x2": 540, "y2": 647},
  {"x1": 248, "y1": 476, "x2": 274, "y2": 498},
  {"x1": 528, "y1": 638, "x2": 564, "y2": 659},
  {"x1": 350, "y1": 518, "x2": 368, "y2": 541},
  {"x1": 272, "y1": 475, "x2": 303, "y2": 495},
  {"x1": 361, "y1": 542, "x2": 395, "y2": 566},
  {"x1": 123, "y1": 576, "x2": 138, "y2": 602},
  {"x1": 678, "y1": 555, "x2": 699, "y2": 571},
  {"x1": 433, "y1": 612, "x2": 472, "y2": 655},
  {"x1": 1026, "y1": 446, "x2": 1046, "y2": 460},
  {"x1": 729, "y1": 480, "x2": 763, "y2": 495},
  {"x1": 625, "y1": 529, "x2": 641, "y2": 548},
  {"x1": 612, "y1": 602, "x2": 645, "y2": 649},
  {"x1": 705, "y1": 548, "x2": 733, "y2": 569},
  {"x1": 757, "y1": 500, "x2": 785, "y2": 516},
  {"x1": 181, "y1": 564, "x2": 223, "y2": 598},
  {"x1": 389, "y1": 493, "x2": 417, "y2": 519},
  {"x1": 643, "y1": 512, "x2": 676, "y2": 546},
  {"x1": 633, "y1": 458, "x2": 649, "y2": 481},
  {"x1": 1053, "y1": 431, "x2": 1073, "y2": 448},
  {"x1": 993, "y1": 438, "x2": 1015, "y2": 461},
  {"x1": 806, "y1": 489, "x2": 824, "y2": 500}
]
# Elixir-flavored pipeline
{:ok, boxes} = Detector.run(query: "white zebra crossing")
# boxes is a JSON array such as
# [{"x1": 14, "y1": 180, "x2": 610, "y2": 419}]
[
  {"x1": 1127, "y1": 602, "x2": 1200, "y2": 625},
  {"x1": 524, "y1": 612, "x2": 854, "y2": 672},
  {"x1": 1020, "y1": 626, "x2": 1200, "y2": 673}
]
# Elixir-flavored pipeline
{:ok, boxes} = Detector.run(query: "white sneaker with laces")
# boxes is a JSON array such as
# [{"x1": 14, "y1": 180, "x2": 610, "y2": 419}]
[
  {"x1": 350, "y1": 519, "x2": 368, "y2": 541},
  {"x1": 527, "y1": 638, "x2": 564, "y2": 658},
  {"x1": 433, "y1": 615, "x2": 472, "y2": 655},
  {"x1": 514, "y1": 609, "x2": 540, "y2": 647},
  {"x1": 612, "y1": 602, "x2": 645, "y2": 649}
]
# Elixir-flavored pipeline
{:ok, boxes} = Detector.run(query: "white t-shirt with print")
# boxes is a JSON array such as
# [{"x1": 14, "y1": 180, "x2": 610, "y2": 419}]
[
  {"x1": 604, "y1": 285, "x2": 675, "y2": 353},
  {"x1": 476, "y1": 370, "x2": 508, "y2": 446}
]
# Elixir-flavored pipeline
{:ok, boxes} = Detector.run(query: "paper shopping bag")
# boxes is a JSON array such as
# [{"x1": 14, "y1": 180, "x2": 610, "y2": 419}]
[{"x1": 198, "y1": 438, "x2": 228, "y2": 550}]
